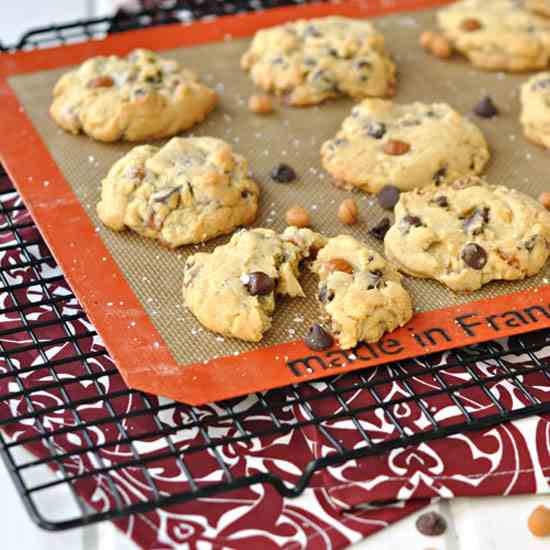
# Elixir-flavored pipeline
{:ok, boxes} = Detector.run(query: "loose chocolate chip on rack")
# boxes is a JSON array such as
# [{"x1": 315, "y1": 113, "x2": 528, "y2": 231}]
[
  {"x1": 383, "y1": 139, "x2": 411, "y2": 156},
  {"x1": 304, "y1": 324, "x2": 334, "y2": 351},
  {"x1": 369, "y1": 217, "x2": 391, "y2": 240},
  {"x1": 434, "y1": 195, "x2": 449, "y2": 207},
  {"x1": 378, "y1": 185, "x2": 401, "y2": 210},
  {"x1": 87, "y1": 76, "x2": 115, "y2": 88},
  {"x1": 271, "y1": 163, "x2": 297, "y2": 183},
  {"x1": 461, "y1": 243, "x2": 488, "y2": 270},
  {"x1": 416, "y1": 511, "x2": 447, "y2": 537},
  {"x1": 473, "y1": 96, "x2": 498, "y2": 118},
  {"x1": 528, "y1": 505, "x2": 550, "y2": 538},
  {"x1": 326, "y1": 258, "x2": 354, "y2": 274},
  {"x1": 461, "y1": 18, "x2": 482, "y2": 31},
  {"x1": 367, "y1": 121, "x2": 386, "y2": 139},
  {"x1": 244, "y1": 272, "x2": 275, "y2": 296}
]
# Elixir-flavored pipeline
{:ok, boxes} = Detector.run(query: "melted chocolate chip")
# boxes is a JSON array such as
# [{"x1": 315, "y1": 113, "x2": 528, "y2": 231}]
[
  {"x1": 367, "y1": 121, "x2": 386, "y2": 139},
  {"x1": 377, "y1": 185, "x2": 401, "y2": 210},
  {"x1": 270, "y1": 163, "x2": 297, "y2": 183},
  {"x1": 244, "y1": 272, "x2": 275, "y2": 296},
  {"x1": 416, "y1": 512, "x2": 447, "y2": 537},
  {"x1": 369, "y1": 217, "x2": 391, "y2": 240},
  {"x1": 151, "y1": 186, "x2": 181, "y2": 204},
  {"x1": 525, "y1": 235, "x2": 538, "y2": 251},
  {"x1": 463, "y1": 207, "x2": 490, "y2": 235},
  {"x1": 304, "y1": 324, "x2": 334, "y2": 351},
  {"x1": 461, "y1": 243, "x2": 488, "y2": 270},
  {"x1": 318, "y1": 286, "x2": 335, "y2": 304},
  {"x1": 434, "y1": 195, "x2": 449, "y2": 208},
  {"x1": 367, "y1": 270, "x2": 383, "y2": 289},
  {"x1": 433, "y1": 166, "x2": 447, "y2": 184},
  {"x1": 474, "y1": 96, "x2": 499, "y2": 118},
  {"x1": 403, "y1": 215, "x2": 422, "y2": 228}
]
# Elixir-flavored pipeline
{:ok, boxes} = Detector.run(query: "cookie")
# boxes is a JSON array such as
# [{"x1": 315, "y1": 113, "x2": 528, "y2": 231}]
[
  {"x1": 312, "y1": 235, "x2": 413, "y2": 349},
  {"x1": 50, "y1": 48, "x2": 217, "y2": 142},
  {"x1": 520, "y1": 72, "x2": 550, "y2": 148},
  {"x1": 437, "y1": 0, "x2": 550, "y2": 72},
  {"x1": 97, "y1": 137, "x2": 259, "y2": 248},
  {"x1": 183, "y1": 228, "x2": 326, "y2": 342},
  {"x1": 241, "y1": 16, "x2": 396, "y2": 106},
  {"x1": 384, "y1": 177, "x2": 550, "y2": 292},
  {"x1": 527, "y1": 0, "x2": 550, "y2": 17},
  {"x1": 321, "y1": 100, "x2": 489, "y2": 193}
]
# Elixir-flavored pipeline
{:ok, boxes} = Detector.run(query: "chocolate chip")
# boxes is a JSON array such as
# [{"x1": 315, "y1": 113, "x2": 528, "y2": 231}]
[
  {"x1": 461, "y1": 243, "x2": 488, "y2": 270},
  {"x1": 525, "y1": 235, "x2": 538, "y2": 251},
  {"x1": 244, "y1": 272, "x2": 275, "y2": 296},
  {"x1": 318, "y1": 286, "x2": 334, "y2": 303},
  {"x1": 463, "y1": 207, "x2": 489, "y2": 235},
  {"x1": 270, "y1": 163, "x2": 297, "y2": 183},
  {"x1": 434, "y1": 195, "x2": 449, "y2": 207},
  {"x1": 151, "y1": 186, "x2": 181, "y2": 204},
  {"x1": 367, "y1": 270, "x2": 382, "y2": 289},
  {"x1": 369, "y1": 217, "x2": 391, "y2": 240},
  {"x1": 377, "y1": 185, "x2": 401, "y2": 210},
  {"x1": 474, "y1": 96, "x2": 499, "y2": 118},
  {"x1": 304, "y1": 324, "x2": 333, "y2": 351},
  {"x1": 433, "y1": 166, "x2": 447, "y2": 184},
  {"x1": 416, "y1": 511, "x2": 447, "y2": 537},
  {"x1": 367, "y1": 121, "x2": 386, "y2": 139},
  {"x1": 403, "y1": 215, "x2": 422, "y2": 227}
]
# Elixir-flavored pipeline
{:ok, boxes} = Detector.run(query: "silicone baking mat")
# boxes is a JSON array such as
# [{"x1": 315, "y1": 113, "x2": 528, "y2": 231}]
[{"x1": 1, "y1": 0, "x2": 550, "y2": 404}]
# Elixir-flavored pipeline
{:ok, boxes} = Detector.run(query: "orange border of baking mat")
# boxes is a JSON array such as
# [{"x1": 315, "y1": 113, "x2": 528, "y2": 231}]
[{"x1": 2, "y1": 0, "x2": 550, "y2": 405}]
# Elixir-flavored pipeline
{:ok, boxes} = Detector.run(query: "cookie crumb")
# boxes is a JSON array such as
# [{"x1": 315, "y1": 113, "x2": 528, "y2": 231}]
[
  {"x1": 286, "y1": 206, "x2": 310, "y2": 228},
  {"x1": 248, "y1": 94, "x2": 274, "y2": 114}
]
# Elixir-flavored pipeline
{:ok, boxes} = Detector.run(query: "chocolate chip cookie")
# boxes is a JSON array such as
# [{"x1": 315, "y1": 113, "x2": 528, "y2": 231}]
[
  {"x1": 97, "y1": 137, "x2": 259, "y2": 248},
  {"x1": 520, "y1": 72, "x2": 550, "y2": 148},
  {"x1": 384, "y1": 177, "x2": 550, "y2": 292},
  {"x1": 241, "y1": 16, "x2": 396, "y2": 106},
  {"x1": 527, "y1": 0, "x2": 550, "y2": 17},
  {"x1": 321, "y1": 100, "x2": 489, "y2": 193},
  {"x1": 437, "y1": 0, "x2": 550, "y2": 72},
  {"x1": 50, "y1": 48, "x2": 217, "y2": 142},
  {"x1": 183, "y1": 228, "x2": 326, "y2": 342},
  {"x1": 312, "y1": 235, "x2": 413, "y2": 349}
]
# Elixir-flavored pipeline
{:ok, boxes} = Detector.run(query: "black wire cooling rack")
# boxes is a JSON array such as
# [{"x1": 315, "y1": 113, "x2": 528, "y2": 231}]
[{"x1": 2, "y1": 0, "x2": 550, "y2": 532}]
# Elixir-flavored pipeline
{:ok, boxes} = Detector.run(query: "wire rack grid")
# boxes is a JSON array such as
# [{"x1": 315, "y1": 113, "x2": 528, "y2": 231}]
[{"x1": 1, "y1": 0, "x2": 550, "y2": 532}]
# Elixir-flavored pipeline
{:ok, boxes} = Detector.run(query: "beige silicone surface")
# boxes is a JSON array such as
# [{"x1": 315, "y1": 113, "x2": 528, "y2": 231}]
[{"x1": 9, "y1": 8, "x2": 550, "y2": 364}]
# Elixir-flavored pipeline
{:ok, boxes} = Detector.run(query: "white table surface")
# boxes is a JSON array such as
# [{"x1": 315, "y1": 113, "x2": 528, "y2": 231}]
[{"x1": 2, "y1": 447, "x2": 548, "y2": 550}]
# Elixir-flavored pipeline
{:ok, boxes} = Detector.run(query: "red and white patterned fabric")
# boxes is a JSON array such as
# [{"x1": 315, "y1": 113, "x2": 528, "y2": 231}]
[{"x1": 1, "y1": 176, "x2": 550, "y2": 548}]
